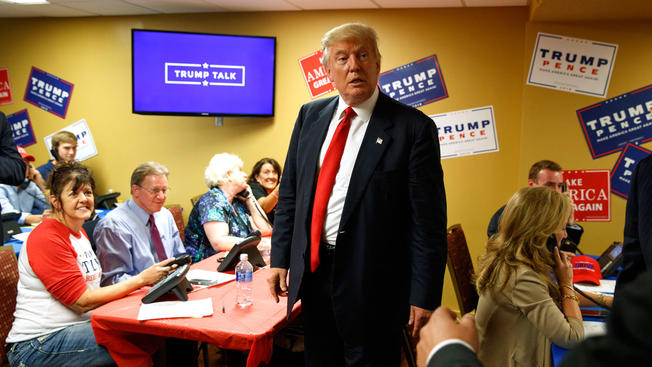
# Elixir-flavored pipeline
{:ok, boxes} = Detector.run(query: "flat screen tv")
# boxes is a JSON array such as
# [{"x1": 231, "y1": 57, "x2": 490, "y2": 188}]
[{"x1": 132, "y1": 29, "x2": 275, "y2": 117}]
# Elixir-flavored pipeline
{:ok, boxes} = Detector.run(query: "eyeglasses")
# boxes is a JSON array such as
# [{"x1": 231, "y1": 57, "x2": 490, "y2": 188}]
[{"x1": 138, "y1": 185, "x2": 171, "y2": 195}]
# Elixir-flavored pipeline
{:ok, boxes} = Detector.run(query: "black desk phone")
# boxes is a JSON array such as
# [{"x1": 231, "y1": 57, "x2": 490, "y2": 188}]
[
  {"x1": 217, "y1": 233, "x2": 265, "y2": 272},
  {"x1": 141, "y1": 255, "x2": 193, "y2": 303},
  {"x1": 597, "y1": 241, "x2": 623, "y2": 278}
]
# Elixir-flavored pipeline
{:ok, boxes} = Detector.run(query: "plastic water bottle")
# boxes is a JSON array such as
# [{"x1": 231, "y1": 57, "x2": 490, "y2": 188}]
[{"x1": 235, "y1": 253, "x2": 253, "y2": 308}]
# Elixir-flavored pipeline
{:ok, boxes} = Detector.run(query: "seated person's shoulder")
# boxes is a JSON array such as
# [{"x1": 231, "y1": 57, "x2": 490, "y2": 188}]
[
  {"x1": 198, "y1": 190, "x2": 229, "y2": 208},
  {"x1": 94, "y1": 205, "x2": 134, "y2": 233},
  {"x1": 514, "y1": 265, "x2": 540, "y2": 279},
  {"x1": 249, "y1": 182, "x2": 266, "y2": 199},
  {"x1": 36, "y1": 161, "x2": 53, "y2": 175},
  {"x1": 512, "y1": 266, "x2": 550, "y2": 294},
  {"x1": 0, "y1": 183, "x2": 12, "y2": 193},
  {"x1": 487, "y1": 205, "x2": 506, "y2": 237},
  {"x1": 496, "y1": 266, "x2": 544, "y2": 292},
  {"x1": 158, "y1": 206, "x2": 175, "y2": 219}
]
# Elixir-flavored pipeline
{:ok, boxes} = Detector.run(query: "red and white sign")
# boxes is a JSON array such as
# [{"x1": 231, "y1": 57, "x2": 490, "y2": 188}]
[
  {"x1": 0, "y1": 68, "x2": 13, "y2": 105},
  {"x1": 298, "y1": 50, "x2": 335, "y2": 99},
  {"x1": 564, "y1": 169, "x2": 611, "y2": 222}
]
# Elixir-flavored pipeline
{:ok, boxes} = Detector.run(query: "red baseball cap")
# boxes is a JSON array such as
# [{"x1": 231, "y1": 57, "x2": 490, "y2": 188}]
[
  {"x1": 571, "y1": 255, "x2": 602, "y2": 285},
  {"x1": 17, "y1": 146, "x2": 35, "y2": 162}
]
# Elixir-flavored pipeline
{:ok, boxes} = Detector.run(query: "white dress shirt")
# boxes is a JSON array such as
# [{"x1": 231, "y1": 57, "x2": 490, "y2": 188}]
[{"x1": 318, "y1": 87, "x2": 379, "y2": 245}]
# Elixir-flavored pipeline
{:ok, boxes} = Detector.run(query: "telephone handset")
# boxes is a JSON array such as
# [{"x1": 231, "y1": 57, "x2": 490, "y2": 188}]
[
  {"x1": 546, "y1": 235, "x2": 562, "y2": 263},
  {"x1": 18, "y1": 178, "x2": 30, "y2": 191},
  {"x1": 50, "y1": 147, "x2": 61, "y2": 161},
  {"x1": 237, "y1": 189, "x2": 250, "y2": 198},
  {"x1": 598, "y1": 241, "x2": 623, "y2": 278}
]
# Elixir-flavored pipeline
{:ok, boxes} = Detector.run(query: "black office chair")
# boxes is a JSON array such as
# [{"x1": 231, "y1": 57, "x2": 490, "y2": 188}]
[
  {"x1": 82, "y1": 212, "x2": 100, "y2": 253},
  {"x1": 95, "y1": 192, "x2": 120, "y2": 210}
]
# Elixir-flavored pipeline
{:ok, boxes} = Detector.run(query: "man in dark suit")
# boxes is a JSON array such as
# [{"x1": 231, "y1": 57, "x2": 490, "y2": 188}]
[
  {"x1": 267, "y1": 23, "x2": 447, "y2": 366},
  {"x1": 418, "y1": 269, "x2": 652, "y2": 367},
  {"x1": 616, "y1": 154, "x2": 652, "y2": 291}
]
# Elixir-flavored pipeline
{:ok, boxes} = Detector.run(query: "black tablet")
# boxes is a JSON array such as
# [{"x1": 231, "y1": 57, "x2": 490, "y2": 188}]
[
  {"x1": 142, "y1": 263, "x2": 193, "y2": 304},
  {"x1": 217, "y1": 235, "x2": 266, "y2": 272}
]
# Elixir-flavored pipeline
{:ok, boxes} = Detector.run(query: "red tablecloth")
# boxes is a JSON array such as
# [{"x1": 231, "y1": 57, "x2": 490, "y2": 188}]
[{"x1": 91, "y1": 255, "x2": 299, "y2": 367}]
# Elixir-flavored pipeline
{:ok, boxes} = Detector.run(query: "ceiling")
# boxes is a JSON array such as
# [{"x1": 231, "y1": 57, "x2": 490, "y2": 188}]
[
  {"x1": 0, "y1": 0, "x2": 650, "y2": 20},
  {"x1": 0, "y1": 0, "x2": 527, "y2": 18}
]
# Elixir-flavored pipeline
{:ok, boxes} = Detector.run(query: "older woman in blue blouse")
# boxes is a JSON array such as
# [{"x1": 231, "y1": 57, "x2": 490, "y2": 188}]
[{"x1": 184, "y1": 153, "x2": 272, "y2": 262}]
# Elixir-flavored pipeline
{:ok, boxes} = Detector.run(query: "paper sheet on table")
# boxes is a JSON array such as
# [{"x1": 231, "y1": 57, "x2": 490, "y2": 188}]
[
  {"x1": 583, "y1": 320, "x2": 607, "y2": 338},
  {"x1": 186, "y1": 269, "x2": 235, "y2": 287},
  {"x1": 574, "y1": 279, "x2": 616, "y2": 294},
  {"x1": 12, "y1": 232, "x2": 30, "y2": 242},
  {"x1": 137, "y1": 297, "x2": 213, "y2": 321}
]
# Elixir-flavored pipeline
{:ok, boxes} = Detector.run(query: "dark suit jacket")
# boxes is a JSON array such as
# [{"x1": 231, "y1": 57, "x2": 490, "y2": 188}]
[
  {"x1": 0, "y1": 111, "x2": 26, "y2": 220},
  {"x1": 0, "y1": 112, "x2": 24, "y2": 187},
  {"x1": 430, "y1": 269, "x2": 652, "y2": 367},
  {"x1": 271, "y1": 92, "x2": 447, "y2": 334},
  {"x1": 616, "y1": 154, "x2": 652, "y2": 291}
]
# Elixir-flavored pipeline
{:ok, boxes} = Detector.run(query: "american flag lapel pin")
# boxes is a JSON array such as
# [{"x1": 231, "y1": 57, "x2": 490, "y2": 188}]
[{"x1": 376, "y1": 137, "x2": 383, "y2": 145}]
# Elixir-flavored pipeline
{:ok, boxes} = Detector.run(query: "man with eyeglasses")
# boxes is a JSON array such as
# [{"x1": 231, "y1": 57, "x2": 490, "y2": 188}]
[
  {"x1": 487, "y1": 159, "x2": 583, "y2": 245},
  {"x1": 94, "y1": 161, "x2": 185, "y2": 285}
]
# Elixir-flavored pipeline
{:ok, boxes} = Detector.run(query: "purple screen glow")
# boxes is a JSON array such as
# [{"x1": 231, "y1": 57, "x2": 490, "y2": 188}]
[{"x1": 132, "y1": 29, "x2": 275, "y2": 116}]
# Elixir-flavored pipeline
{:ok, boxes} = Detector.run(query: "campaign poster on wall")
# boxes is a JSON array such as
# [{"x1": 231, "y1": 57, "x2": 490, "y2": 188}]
[
  {"x1": 610, "y1": 143, "x2": 651, "y2": 199},
  {"x1": 527, "y1": 33, "x2": 617, "y2": 97},
  {"x1": 378, "y1": 54, "x2": 448, "y2": 108},
  {"x1": 24, "y1": 66, "x2": 74, "y2": 118},
  {"x1": 0, "y1": 68, "x2": 13, "y2": 105},
  {"x1": 44, "y1": 119, "x2": 97, "y2": 161},
  {"x1": 577, "y1": 84, "x2": 652, "y2": 159},
  {"x1": 429, "y1": 106, "x2": 499, "y2": 159},
  {"x1": 564, "y1": 170, "x2": 611, "y2": 222},
  {"x1": 298, "y1": 50, "x2": 335, "y2": 99},
  {"x1": 7, "y1": 109, "x2": 36, "y2": 147}
]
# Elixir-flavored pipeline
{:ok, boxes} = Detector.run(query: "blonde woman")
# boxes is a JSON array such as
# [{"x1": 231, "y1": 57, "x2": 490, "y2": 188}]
[{"x1": 474, "y1": 187, "x2": 583, "y2": 367}]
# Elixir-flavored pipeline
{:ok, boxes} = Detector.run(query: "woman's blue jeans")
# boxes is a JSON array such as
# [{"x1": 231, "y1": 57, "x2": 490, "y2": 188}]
[{"x1": 7, "y1": 321, "x2": 115, "y2": 367}]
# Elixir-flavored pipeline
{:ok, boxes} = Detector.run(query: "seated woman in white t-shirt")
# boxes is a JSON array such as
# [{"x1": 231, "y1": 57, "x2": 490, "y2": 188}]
[{"x1": 6, "y1": 162, "x2": 174, "y2": 367}]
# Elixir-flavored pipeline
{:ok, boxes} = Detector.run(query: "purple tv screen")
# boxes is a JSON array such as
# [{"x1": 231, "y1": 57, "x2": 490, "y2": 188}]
[{"x1": 132, "y1": 29, "x2": 275, "y2": 117}]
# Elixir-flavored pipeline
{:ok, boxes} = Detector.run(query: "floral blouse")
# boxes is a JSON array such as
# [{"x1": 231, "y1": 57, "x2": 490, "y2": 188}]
[{"x1": 184, "y1": 187, "x2": 252, "y2": 262}]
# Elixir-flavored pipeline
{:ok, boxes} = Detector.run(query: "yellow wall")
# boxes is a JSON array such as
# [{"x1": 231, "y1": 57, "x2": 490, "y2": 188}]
[
  {"x1": 520, "y1": 20, "x2": 652, "y2": 256},
  {"x1": 1, "y1": 7, "x2": 647, "y2": 311}
]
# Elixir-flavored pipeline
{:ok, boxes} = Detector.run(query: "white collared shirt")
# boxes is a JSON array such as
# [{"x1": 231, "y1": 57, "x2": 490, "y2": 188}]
[{"x1": 318, "y1": 87, "x2": 379, "y2": 245}]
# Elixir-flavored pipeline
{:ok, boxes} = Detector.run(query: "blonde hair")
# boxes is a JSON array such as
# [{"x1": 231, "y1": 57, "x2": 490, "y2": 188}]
[
  {"x1": 204, "y1": 153, "x2": 243, "y2": 188},
  {"x1": 320, "y1": 23, "x2": 381, "y2": 68},
  {"x1": 475, "y1": 187, "x2": 572, "y2": 303}
]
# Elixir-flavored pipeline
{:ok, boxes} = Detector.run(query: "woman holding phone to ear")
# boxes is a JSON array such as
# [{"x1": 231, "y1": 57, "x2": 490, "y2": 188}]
[
  {"x1": 474, "y1": 187, "x2": 584, "y2": 367},
  {"x1": 6, "y1": 162, "x2": 173, "y2": 367},
  {"x1": 184, "y1": 153, "x2": 272, "y2": 262}
]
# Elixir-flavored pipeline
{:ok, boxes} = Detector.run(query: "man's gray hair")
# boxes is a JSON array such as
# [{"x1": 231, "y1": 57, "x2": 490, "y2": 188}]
[
  {"x1": 320, "y1": 23, "x2": 381, "y2": 69},
  {"x1": 131, "y1": 161, "x2": 169, "y2": 188},
  {"x1": 204, "y1": 153, "x2": 243, "y2": 188}
]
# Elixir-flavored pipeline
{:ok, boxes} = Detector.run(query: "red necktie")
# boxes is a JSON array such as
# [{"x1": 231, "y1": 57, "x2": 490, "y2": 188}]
[
  {"x1": 310, "y1": 107, "x2": 356, "y2": 272},
  {"x1": 149, "y1": 214, "x2": 168, "y2": 262}
]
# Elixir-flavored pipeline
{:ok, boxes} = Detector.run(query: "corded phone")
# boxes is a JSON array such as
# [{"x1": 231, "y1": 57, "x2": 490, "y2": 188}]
[{"x1": 597, "y1": 241, "x2": 623, "y2": 279}]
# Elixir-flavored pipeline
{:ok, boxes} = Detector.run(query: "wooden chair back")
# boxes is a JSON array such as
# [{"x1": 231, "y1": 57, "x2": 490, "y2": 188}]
[
  {"x1": 446, "y1": 224, "x2": 479, "y2": 315},
  {"x1": 166, "y1": 205, "x2": 185, "y2": 242}
]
